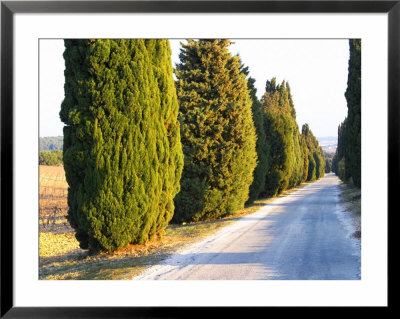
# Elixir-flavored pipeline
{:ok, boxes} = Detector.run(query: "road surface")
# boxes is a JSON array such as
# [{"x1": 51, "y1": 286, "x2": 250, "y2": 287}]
[{"x1": 133, "y1": 173, "x2": 361, "y2": 280}]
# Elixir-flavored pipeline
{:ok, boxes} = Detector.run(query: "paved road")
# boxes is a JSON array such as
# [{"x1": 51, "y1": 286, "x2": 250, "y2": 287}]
[{"x1": 133, "y1": 173, "x2": 361, "y2": 280}]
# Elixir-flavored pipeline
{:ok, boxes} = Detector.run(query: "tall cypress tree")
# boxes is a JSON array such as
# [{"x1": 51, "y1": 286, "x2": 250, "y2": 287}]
[
  {"x1": 308, "y1": 152, "x2": 317, "y2": 181},
  {"x1": 302, "y1": 124, "x2": 315, "y2": 182},
  {"x1": 333, "y1": 118, "x2": 347, "y2": 181},
  {"x1": 145, "y1": 39, "x2": 185, "y2": 232},
  {"x1": 173, "y1": 39, "x2": 257, "y2": 223},
  {"x1": 240, "y1": 63, "x2": 270, "y2": 204},
  {"x1": 299, "y1": 133, "x2": 309, "y2": 183},
  {"x1": 301, "y1": 123, "x2": 325, "y2": 182},
  {"x1": 286, "y1": 82, "x2": 304, "y2": 188},
  {"x1": 261, "y1": 78, "x2": 297, "y2": 197},
  {"x1": 344, "y1": 39, "x2": 361, "y2": 187},
  {"x1": 315, "y1": 146, "x2": 326, "y2": 179},
  {"x1": 60, "y1": 39, "x2": 183, "y2": 252}
]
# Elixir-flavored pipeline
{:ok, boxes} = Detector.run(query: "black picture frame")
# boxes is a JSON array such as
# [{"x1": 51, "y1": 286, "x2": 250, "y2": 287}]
[{"x1": 1, "y1": 0, "x2": 395, "y2": 317}]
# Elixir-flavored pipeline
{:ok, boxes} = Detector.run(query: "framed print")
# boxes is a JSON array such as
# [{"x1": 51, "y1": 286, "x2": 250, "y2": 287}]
[{"x1": 1, "y1": 0, "x2": 395, "y2": 317}]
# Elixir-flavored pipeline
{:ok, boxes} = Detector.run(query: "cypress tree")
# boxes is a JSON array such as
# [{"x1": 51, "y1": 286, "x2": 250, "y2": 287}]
[
  {"x1": 286, "y1": 82, "x2": 304, "y2": 188},
  {"x1": 289, "y1": 129, "x2": 304, "y2": 188},
  {"x1": 261, "y1": 78, "x2": 297, "y2": 197},
  {"x1": 303, "y1": 124, "x2": 316, "y2": 182},
  {"x1": 60, "y1": 39, "x2": 183, "y2": 252},
  {"x1": 301, "y1": 123, "x2": 324, "y2": 182},
  {"x1": 307, "y1": 152, "x2": 317, "y2": 181},
  {"x1": 325, "y1": 157, "x2": 332, "y2": 173},
  {"x1": 319, "y1": 146, "x2": 326, "y2": 178},
  {"x1": 344, "y1": 39, "x2": 361, "y2": 187},
  {"x1": 332, "y1": 154, "x2": 338, "y2": 175},
  {"x1": 145, "y1": 39, "x2": 185, "y2": 231},
  {"x1": 240, "y1": 63, "x2": 270, "y2": 204},
  {"x1": 173, "y1": 39, "x2": 257, "y2": 223},
  {"x1": 333, "y1": 118, "x2": 347, "y2": 181},
  {"x1": 299, "y1": 134, "x2": 309, "y2": 183},
  {"x1": 314, "y1": 146, "x2": 326, "y2": 179}
]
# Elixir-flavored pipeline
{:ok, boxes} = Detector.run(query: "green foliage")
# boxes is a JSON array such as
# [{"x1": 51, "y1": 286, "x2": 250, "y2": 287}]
[
  {"x1": 337, "y1": 157, "x2": 346, "y2": 181},
  {"x1": 173, "y1": 39, "x2": 257, "y2": 223},
  {"x1": 284, "y1": 82, "x2": 305, "y2": 188},
  {"x1": 301, "y1": 124, "x2": 325, "y2": 182},
  {"x1": 289, "y1": 134, "x2": 304, "y2": 188},
  {"x1": 40, "y1": 136, "x2": 63, "y2": 151},
  {"x1": 325, "y1": 157, "x2": 332, "y2": 173},
  {"x1": 60, "y1": 39, "x2": 183, "y2": 252},
  {"x1": 332, "y1": 118, "x2": 347, "y2": 177},
  {"x1": 260, "y1": 78, "x2": 302, "y2": 197},
  {"x1": 334, "y1": 39, "x2": 361, "y2": 187},
  {"x1": 299, "y1": 134, "x2": 309, "y2": 182},
  {"x1": 315, "y1": 146, "x2": 326, "y2": 179},
  {"x1": 39, "y1": 149, "x2": 63, "y2": 166},
  {"x1": 307, "y1": 152, "x2": 317, "y2": 181},
  {"x1": 319, "y1": 147, "x2": 326, "y2": 178},
  {"x1": 324, "y1": 151, "x2": 335, "y2": 160},
  {"x1": 240, "y1": 63, "x2": 270, "y2": 204},
  {"x1": 344, "y1": 39, "x2": 361, "y2": 187}
]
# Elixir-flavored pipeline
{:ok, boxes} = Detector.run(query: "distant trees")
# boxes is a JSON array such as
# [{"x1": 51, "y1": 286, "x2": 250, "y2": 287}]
[
  {"x1": 60, "y1": 39, "x2": 183, "y2": 252},
  {"x1": 333, "y1": 39, "x2": 361, "y2": 187},
  {"x1": 39, "y1": 136, "x2": 63, "y2": 151},
  {"x1": 39, "y1": 149, "x2": 63, "y2": 166},
  {"x1": 324, "y1": 152, "x2": 333, "y2": 173},
  {"x1": 301, "y1": 124, "x2": 325, "y2": 182},
  {"x1": 325, "y1": 158, "x2": 332, "y2": 173},
  {"x1": 173, "y1": 39, "x2": 257, "y2": 223}
]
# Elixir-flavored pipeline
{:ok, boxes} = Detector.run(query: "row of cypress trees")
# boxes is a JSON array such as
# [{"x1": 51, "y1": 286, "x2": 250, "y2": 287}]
[
  {"x1": 332, "y1": 39, "x2": 361, "y2": 188},
  {"x1": 61, "y1": 39, "x2": 325, "y2": 252},
  {"x1": 245, "y1": 77, "x2": 325, "y2": 203}
]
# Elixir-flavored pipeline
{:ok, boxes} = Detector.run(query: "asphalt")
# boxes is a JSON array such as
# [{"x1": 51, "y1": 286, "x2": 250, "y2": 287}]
[{"x1": 132, "y1": 173, "x2": 361, "y2": 280}]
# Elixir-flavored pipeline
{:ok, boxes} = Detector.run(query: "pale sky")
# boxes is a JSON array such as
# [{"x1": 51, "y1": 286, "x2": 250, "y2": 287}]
[{"x1": 39, "y1": 39, "x2": 349, "y2": 139}]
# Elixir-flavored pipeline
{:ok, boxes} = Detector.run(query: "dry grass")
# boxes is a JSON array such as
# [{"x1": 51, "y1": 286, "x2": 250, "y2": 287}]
[
  {"x1": 39, "y1": 216, "x2": 246, "y2": 280},
  {"x1": 39, "y1": 233, "x2": 81, "y2": 257},
  {"x1": 338, "y1": 182, "x2": 361, "y2": 216},
  {"x1": 39, "y1": 165, "x2": 72, "y2": 233},
  {"x1": 39, "y1": 165, "x2": 68, "y2": 188},
  {"x1": 338, "y1": 181, "x2": 361, "y2": 238},
  {"x1": 39, "y1": 181, "x2": 309, "y2": 280}
]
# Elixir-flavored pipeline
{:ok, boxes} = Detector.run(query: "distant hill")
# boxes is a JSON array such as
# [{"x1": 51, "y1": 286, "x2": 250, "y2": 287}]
[
  {"x1": 317, "y1": 136, "x2": 337, "y2": 154},
  {"x1": 40, "y1": 136, "x2": 63, "y2": 152}
]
